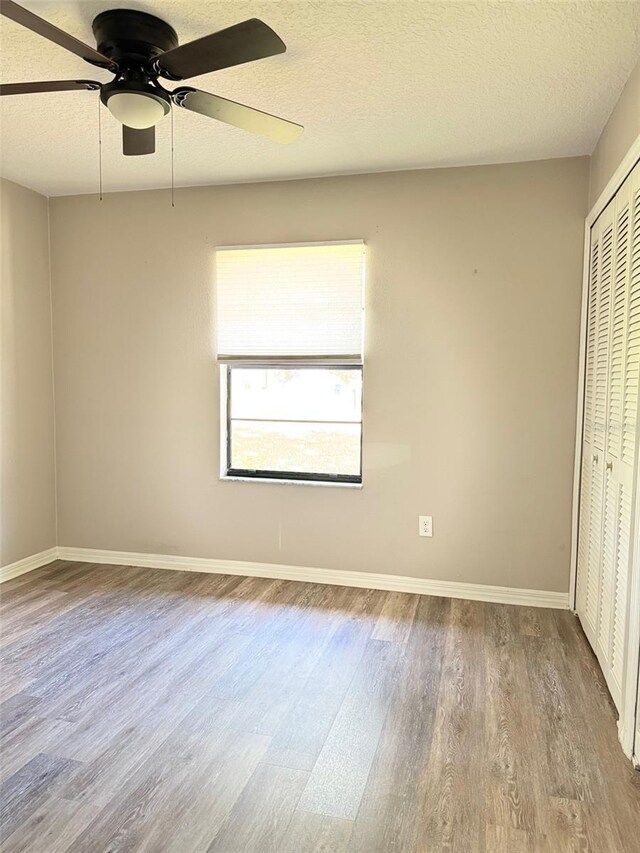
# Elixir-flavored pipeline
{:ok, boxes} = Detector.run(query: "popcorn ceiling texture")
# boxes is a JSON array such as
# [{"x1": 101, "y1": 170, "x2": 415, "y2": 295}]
[{"x1": 1, "y1": 0, "x2": 639, "y2": 196}]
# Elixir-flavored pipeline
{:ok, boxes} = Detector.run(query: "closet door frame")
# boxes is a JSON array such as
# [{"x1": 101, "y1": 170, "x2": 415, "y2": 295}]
[{"x1": 570, "y1": 133, "x2": 640, "y2": 762}]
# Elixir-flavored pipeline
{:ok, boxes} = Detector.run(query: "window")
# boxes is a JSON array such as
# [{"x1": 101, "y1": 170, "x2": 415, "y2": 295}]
[
  {"x1": 226, "y1": 365, "x2": 362, "y2": 481},
  {"x1": 215, "y1": 242, "x2": 365, "y2": 483}
]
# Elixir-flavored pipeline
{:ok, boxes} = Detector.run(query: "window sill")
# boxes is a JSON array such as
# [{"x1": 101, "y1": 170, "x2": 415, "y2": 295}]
[{"x1": 220, "y1": 475, "x2": 362, "y2": 489}]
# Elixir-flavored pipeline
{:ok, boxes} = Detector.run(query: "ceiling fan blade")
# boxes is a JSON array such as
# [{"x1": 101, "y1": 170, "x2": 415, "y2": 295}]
[
  {"x1": 0, "y1": 0, "x2": 117, "y2": 71},
  {"x1": 0, "y1": 80, "x2": 100, "y2": 96},
  {"x1": 155, "y1": 19, "x2": 285, "y2": 81},
  {"x1": 122, "y1": 125, "x2": 155, "y2": 156},
  {"x1": 172, "y1": 87, "x2": 303, "y2": 144}
]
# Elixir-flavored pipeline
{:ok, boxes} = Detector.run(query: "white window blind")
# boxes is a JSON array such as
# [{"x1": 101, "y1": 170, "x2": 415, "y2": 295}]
[{"x1": 215, "y1": 241, "x2": 365, "y2": 361}]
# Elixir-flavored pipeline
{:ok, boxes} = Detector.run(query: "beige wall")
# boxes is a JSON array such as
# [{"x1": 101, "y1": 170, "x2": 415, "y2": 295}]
[
  {"x1": 589, "y1": 57, "x2": 640, "y2": 208},
  {"x1": 49, "y1": 157, "x2": 589, "y2": 592},
  {"x1": 1, "y1": 179, "x2": 57, "y2": 565}
]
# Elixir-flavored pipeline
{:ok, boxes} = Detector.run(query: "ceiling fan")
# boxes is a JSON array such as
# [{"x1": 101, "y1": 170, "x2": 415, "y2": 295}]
[{"x1": 0, "y1": 1, "x2": 303, "y2": 155}]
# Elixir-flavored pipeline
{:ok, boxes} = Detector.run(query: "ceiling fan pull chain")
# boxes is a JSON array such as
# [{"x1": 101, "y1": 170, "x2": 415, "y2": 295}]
[
  {"x1": 98, "y1": 97, "x2": 103, "y2": 202},
  {"x1": 170, "y1": 106, "x2": 175, "y2": 208}
]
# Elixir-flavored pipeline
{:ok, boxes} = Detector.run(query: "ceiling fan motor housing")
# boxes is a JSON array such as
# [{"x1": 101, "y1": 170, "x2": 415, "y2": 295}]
[
  {"x1": 92, "y1": 10, "x2": 177, "y2": 124},
  {"x1": 92, "y1": 9, "x2": 178, "y2": 66}
]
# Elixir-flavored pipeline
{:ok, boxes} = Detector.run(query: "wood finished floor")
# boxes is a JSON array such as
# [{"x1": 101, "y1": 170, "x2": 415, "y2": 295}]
[{"x1": 1, "y1": 561, "x2": 639, "y2": 852}]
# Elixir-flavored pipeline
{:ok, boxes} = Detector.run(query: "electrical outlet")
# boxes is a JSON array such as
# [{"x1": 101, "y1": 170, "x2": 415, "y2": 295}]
[{"x1": 419, "y1": 515, "x2": 433, "y2": 537}]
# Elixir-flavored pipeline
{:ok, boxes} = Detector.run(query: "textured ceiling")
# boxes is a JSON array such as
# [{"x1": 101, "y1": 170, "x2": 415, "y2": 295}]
[{"x1": 1, "y1": 0, "x2": 639, "y2": 196}]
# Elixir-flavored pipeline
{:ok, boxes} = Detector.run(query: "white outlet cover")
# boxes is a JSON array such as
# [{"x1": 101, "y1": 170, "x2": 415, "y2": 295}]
[{"x1": 419, "y1": 516, "x2": 433, "y2": 537}]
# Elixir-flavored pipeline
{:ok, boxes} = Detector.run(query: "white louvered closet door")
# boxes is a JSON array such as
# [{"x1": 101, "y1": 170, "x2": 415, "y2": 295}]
[
  {"x1": 576, "y1": 160, "x2": 640, "y2": 711},
  {"x1": 576, "y1": 201, "x2": 613, "y2": 640}
]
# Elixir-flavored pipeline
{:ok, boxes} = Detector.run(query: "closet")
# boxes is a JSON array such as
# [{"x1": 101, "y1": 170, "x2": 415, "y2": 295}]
[{"x1": 576, "y1": 159, "x2": 640, "y2": 722}]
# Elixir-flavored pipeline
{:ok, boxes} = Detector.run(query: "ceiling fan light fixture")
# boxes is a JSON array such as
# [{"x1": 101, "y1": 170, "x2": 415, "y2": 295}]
[{"x1": 105, "y1": 90, "x2": 169, "y2": 129}]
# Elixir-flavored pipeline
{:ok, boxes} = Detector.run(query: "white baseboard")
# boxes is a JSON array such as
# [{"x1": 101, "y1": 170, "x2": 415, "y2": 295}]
[
  {"x1": 0, "y1": 547, "x2": 59, "y2": 583},
  {"x1": 56, "y1": 546, "x2": 569, "y2": 609}
]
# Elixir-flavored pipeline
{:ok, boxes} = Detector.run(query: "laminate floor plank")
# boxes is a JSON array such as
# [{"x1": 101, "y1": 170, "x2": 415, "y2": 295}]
[
  {"x1": 484, "y1": 824, "x2": 535, "y2": 852},
  {"x1": 280, "y1": 811, "x2": 354, "y2": 852},
  {"x1": 3, "y1": 587, "x2": 144, "y2": 680},
  {"x1": 26, "y1": 593, "x2": 191, "y2": 702},
  {"x1": 264, "y1": 586, "x2": 387, "y2": 771},
  {"x1": 0, "y1": 586, "x2": 67, "y2": 622},
  {"x1": 64, "y1": 708, "x2": 270, "y2": 853},
  {"x1": 0, "y1": 692, "x2": 42, "y2": 737},
  {"x1": 371, "y1": 590, "x2": 420, "y2": 643},
  {"x1": 346, "y1": 595, "x2": 450, "y2": 853},
  {"x1": 55, "y1": 627, "x2": 251, "y2": 796},
  {"x1": 0, "y1": 797, "x2": 100, "y2": 853},
  {"x1": 525, "y1": 635, "x2": 599, "y2": 803},
  {"x1": 0, "y1": 591, "x2": 91, "y2": 651},
  {"x1": 296, "y1": 637, "x2": 402, "y2": 820},
  {"x1": 53, "y1": 621, "x2": 253, "y2": 764},
  {"x1": 484, "y1": 603, "x2": 548, "y2": 836},
  {"x1": 444, "y1": 599, "x2": 488, "y2": 846},
  {"x1": 0, "y1": 668, "x2": 36, "y2": 704},
  {"x1": 515, "y1": 605, "x2": 561, "y2": 640},
  {"x1": 1, "y1": 563, "x2": 638, "y2": 853},
  {"x1": 0, "y1": 752, "x2": 81, "y2": 844},
  {"x1": 135, "y1": 732, "x2": 270, "y2": 853},
  {"x1": 38, "y1": 575, "x2": 249, "y2": 724},
  {"x1": 0, "y1": 716, "x2": 75, "y2": 783},
  {"x1": 235, "y1": 584, "x2": 355, "y2": 738},
  {"x1": 207, "y1": 763, "x2": 309, "y2": 853},
  {"x1": 210, "y1": 582, "x2": 336, "y2": 703},
  {"x1": 414, "y1": 598, "x2": 487, "y2": 852}
]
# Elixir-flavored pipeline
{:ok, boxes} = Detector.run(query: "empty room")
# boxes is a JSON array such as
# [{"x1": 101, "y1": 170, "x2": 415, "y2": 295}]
[{"x1": 2, "y1": 1, "x2": 640, "y2": 851}]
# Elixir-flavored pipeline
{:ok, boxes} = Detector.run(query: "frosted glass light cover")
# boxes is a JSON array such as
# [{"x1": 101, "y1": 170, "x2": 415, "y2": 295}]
[{"x1": 107, "y1": 92, "x2": 166, "y2": 129}]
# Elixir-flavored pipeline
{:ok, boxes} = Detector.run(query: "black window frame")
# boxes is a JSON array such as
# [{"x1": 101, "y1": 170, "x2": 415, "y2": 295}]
[{"x1": 224, "y1": 363, "x2": 363, "y2": 484}]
